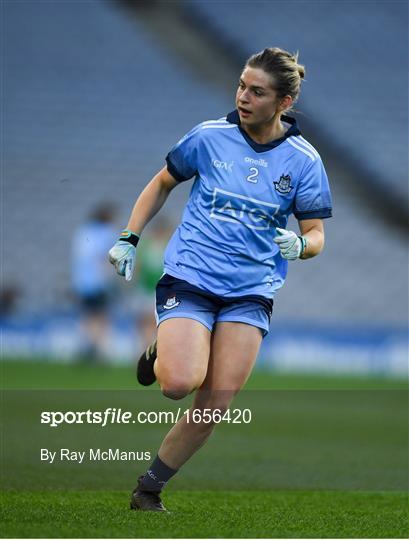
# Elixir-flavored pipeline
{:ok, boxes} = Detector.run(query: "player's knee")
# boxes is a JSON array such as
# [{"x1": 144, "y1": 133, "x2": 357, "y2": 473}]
[
  {"x1": 161, "y1": 386, "x2": 190, "y2": 400},
  {"x1": 160, "y1": 379, "x2": 195, "y2": 400}
]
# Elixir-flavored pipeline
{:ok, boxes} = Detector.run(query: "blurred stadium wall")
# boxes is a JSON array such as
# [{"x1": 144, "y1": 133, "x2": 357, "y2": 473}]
[{"x1": 2, "y1": 0, "x2": 408, "y2": 375}]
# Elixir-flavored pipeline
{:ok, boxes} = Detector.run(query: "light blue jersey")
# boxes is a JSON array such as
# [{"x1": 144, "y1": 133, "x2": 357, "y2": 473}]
[{"x1": 164, "y1": 110, "x2": 332, "y2": 299}]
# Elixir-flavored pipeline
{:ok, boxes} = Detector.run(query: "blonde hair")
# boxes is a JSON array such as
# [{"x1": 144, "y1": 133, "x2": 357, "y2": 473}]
[{"x1": 246, "y1": 47, "x2": 305, "y2": 104}]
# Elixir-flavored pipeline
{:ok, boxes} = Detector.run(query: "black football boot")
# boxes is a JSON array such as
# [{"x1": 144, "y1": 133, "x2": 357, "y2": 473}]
[
  {"x1": 130, "y1": 476, "x2": 167, "y2": 512},
  {"x1": 136, "y1": 340, "x2": 157, "y2": 386}
]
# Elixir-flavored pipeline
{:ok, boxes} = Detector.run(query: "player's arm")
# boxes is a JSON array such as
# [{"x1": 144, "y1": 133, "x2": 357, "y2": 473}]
[
  {"x1": 297, "y1": 218, "x2": 325, "y2": 259},
  {"x1": 126, "y1": 166, "x2": 178, "y2": 234},
  {"x1": 109, "y1": 166, "x2": 178, "y2": 280},
  {"x1": 273, "y1": 218, "x2": 325, "y2": 261}
]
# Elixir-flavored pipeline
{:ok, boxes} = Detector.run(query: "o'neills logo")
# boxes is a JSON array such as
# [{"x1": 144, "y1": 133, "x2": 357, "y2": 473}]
[{"x1": 244, "y1": 157, "x2": 268, "y2": 168}]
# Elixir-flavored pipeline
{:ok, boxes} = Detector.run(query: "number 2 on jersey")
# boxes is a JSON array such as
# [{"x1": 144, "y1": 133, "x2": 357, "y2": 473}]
[{"x1": 246, "y1": 167, "x2": 259, "y2": 183}]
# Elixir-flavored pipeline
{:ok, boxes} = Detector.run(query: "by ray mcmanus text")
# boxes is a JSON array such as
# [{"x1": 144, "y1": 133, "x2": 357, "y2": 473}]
[{"x1": 40, "y1": 448, "x2": 152, "y2": 464}]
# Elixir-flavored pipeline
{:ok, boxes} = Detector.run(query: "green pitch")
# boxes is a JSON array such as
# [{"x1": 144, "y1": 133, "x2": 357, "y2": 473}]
[
  {"x1": 1, "y1": 359, "x2": 408, "y2": 538},
  {"x1": 2, "y1": 358, "x2": 407, "y2": 390},
  {"x1": 2, "y1": 490, "x2": 408, "y2": 538}
]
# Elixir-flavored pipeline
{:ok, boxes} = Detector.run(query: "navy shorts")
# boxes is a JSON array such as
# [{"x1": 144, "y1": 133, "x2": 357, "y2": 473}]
[{"x1": 155, "y1": 274, "x2": 274, "y2": 337}]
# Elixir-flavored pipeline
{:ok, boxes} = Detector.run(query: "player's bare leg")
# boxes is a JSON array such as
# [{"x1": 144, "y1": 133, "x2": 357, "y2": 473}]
[
  {"x1": 132, "y1": 321, "x2": 261, "y2": 510},
  {"x1": 157, "y1": 322, "x2": 262, "y2": 469},
  {"x1": 131, "y1": 318, "x2": 211, "y2": 511},
  {"x1": 136, "y1": 317, "x2": 210, "y2": 388},
  {"x1": 154, "y1": 318, "x2": 211, "y2": 398}
]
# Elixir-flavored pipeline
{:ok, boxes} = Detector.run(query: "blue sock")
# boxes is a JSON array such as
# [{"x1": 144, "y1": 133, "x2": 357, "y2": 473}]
[{"x1": 139, "y1": 455, "x2": 178, "y2": 492}]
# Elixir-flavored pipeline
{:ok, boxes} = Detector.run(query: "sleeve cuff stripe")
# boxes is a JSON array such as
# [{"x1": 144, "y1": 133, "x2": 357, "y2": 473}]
[
  {"x1": 294, "y1": 208, "x2": 333, "y2": 219},
  {"x1": 165, "y1": 156, "x2": 190, "y2": 183}
]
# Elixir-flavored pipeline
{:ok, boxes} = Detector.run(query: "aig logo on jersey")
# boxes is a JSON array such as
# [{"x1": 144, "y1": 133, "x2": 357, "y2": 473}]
[
  {"x1": 163, "y1": 295, "x2": 181, "y2": 310},
  {"x1": 274, "y1": 174, "x2": 293, "y2": 194},
  {"x1": 210, "y1": 188, "x2": 279, "y2": 231}
]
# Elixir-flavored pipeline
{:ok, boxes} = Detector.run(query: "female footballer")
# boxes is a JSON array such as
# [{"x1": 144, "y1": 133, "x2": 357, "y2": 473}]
[{"x1": 109, "y1": 47, "x2": 332, "y2": 511}]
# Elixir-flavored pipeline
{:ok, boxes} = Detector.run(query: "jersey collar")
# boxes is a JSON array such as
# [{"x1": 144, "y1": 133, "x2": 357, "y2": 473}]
[{"x1": 226, "y1": 109, "x2": 301, "y2": 153}]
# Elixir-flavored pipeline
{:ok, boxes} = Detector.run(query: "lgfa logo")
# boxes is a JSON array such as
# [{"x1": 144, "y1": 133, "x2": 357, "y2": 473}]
[{"x1": 212, "y1": 159, "x2": 234, "y2": 172}]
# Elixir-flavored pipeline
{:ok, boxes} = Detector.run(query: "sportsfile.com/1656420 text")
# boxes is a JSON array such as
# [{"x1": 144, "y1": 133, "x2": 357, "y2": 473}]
[{"x1": 40, "y1": 407, "x2": 252, "y2": 427}]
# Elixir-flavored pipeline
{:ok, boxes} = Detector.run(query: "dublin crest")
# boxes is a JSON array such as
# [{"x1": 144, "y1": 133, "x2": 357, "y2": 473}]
[
  {"x1": 274, "y1": 174, "x2": 293, "y2": 194},
  {"x1": 163, "y1": 295, "x2": 181, "y2": 310}
]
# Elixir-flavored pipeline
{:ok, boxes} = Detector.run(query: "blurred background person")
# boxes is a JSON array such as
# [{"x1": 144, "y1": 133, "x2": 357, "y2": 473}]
[
  {"x1": 71, "y1": 203, "x2": 118, "y2": 361},
  {"x1": 0, "y1": 285, "x2": 21, "y2": 318}
]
